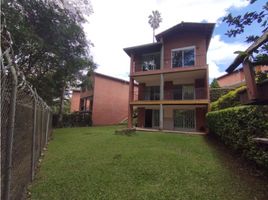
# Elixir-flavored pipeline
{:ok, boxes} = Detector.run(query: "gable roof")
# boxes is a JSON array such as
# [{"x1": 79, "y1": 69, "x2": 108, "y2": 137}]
[
  {"x1": 123, "y1": 42, "x2": 162, "y2": 57},
  {"x1": 155, "y1": 22, "x2": 215, "y2": 49}
]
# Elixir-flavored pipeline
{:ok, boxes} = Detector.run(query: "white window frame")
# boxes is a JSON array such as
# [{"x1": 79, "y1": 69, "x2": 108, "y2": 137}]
[{"x1": 171, "y1": 46, "x2": 196, "y2": 68}]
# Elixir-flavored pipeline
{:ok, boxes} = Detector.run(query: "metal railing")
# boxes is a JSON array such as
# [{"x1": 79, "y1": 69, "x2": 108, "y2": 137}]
[
  {"x1": 132, "y1": 87, "x2": 207, "y2": 101},
  {"x1": 1, "y1": 15, "x2": 52, "y2": 200}
]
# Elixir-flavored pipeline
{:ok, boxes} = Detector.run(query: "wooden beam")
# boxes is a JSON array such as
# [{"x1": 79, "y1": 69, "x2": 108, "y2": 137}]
[
  {"x1": 226, "y1": 30, "x2": 268, "y2": 73},
  {"x1": 243, "y1": 60, "x2": 258, "y2": 100}
]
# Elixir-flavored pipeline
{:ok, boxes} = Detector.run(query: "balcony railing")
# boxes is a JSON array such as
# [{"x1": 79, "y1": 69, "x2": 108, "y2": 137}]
[{"x1": 132, "y1": 88, "x2": 207, "y2": 101}]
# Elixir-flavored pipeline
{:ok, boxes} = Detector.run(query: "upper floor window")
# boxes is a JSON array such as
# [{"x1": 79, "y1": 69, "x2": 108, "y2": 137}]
[
  {"x1": 142, "y1": 52, "x2": 160, "y2": 71},
  {"x1": 172, "y1": 47, "x2": 195, "y2": 68}
]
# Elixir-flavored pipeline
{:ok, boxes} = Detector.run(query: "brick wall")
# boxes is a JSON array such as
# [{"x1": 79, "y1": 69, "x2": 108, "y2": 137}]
[
  {"x1": 163, "y1": 32, "x2": 207, "y2": 69},
  {"x1": 70, "y1": 91, "x2": 81, "y2": 112},
  {"x1": 92, "y1": 74, "x2": 130, "y2": 125}
]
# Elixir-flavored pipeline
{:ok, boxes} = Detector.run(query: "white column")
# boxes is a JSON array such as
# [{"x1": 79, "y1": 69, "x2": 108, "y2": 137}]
[
  {"x1": 160, "y1": 74, "x2": 164, "y2": 100},
  {"x1": 160, "y1": 104, "x2": 163, "y2": 130}
]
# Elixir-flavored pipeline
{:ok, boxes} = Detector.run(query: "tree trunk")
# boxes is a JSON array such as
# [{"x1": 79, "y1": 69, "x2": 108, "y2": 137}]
[{"x1": 58, "y1": 82, "x2": 66, "y2": 127}]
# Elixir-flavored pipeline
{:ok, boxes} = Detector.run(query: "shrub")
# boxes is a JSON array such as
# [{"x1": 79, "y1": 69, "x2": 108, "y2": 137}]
[
  {"x1": 211, "y1": 86, "x2": 246, "y2": 111},
  {"x1": 53, "y1": 112, "x2": 92, "y2": 127},
  {"x1": 207, "y1": 105, "x2": 268, "y2": 169},
  {"x1": 210, "y1": 88, "x2": 234, "y2": 102}
]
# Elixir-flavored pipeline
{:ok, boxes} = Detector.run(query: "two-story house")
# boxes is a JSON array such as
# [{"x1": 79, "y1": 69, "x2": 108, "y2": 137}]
[{"x1": 124, "y1": 22, "x2": 215, "y2": 132}]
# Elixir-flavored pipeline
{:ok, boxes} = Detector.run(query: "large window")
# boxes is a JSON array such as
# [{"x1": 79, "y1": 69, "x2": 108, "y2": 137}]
[
  {"x1": 144, "y1": 86, "x2": 160, "y2": 100},
  {"x1": 173, "y1": 85, "x2": 195, "y2": 100},
  {"x1": 142, "y1": 52, "x2": 160, "y2": 71},
  {"x1": 172, "y1": 47, "x2": 195, "y2": 68},
  {"x1": 174, "y1": 110, "x2": 195, "y2": 129}
]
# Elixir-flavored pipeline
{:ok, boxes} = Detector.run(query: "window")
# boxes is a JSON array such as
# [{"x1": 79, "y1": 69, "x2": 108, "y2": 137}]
[
  {"x1": 152, "y1": 110, "x2": 160, "y2": 127},
  {"x1": 174, "y1": 110, "x2": 195, "y2": 129},
  {"x1": 142, "y1": 52, "x2": 160, "y2": 71},
  {"x1": 173, "y1": 85, "x2": 195, "y2": 100},
  {"x1": 144, "y1": 86, "x2": 160, "y2": 100},
  {"x1": 172, "y1": 47, "x2": 195, "y2": 68}
]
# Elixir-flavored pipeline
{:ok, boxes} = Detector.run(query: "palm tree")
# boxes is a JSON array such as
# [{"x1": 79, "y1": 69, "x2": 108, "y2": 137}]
[{"x1": 148, "y1": 10, "x2": 162, "y2": 43}]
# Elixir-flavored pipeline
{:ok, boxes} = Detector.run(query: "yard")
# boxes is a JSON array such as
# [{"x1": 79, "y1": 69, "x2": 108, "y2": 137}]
[{"x1": 30, "y1": 126, "x2": 268, "y2": 200}]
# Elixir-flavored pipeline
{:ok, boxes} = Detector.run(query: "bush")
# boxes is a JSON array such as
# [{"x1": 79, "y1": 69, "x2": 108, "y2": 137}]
[
  {"x1": 53, "y1": 112, "x2": 92, "y2": 127},
  {"x1": 211, "y1": 86, "x2": 246, "y2": 111},
  {"x1": 210, "y1": 88, "x2": 234, "y2": 102},
  {"x1": 207, "y1": 105, "x2": 268, "y2": 169}
]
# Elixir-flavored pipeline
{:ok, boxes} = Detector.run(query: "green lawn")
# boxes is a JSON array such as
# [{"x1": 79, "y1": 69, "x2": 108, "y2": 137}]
[{"x1": 30, "y1": 126, "x2": 268, "y2": 200}]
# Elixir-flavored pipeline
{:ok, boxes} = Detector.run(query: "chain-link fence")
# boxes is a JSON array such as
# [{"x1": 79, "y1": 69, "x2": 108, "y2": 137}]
[{"x1": 1, "y1": 14, "x2": 53, "y2": 200}]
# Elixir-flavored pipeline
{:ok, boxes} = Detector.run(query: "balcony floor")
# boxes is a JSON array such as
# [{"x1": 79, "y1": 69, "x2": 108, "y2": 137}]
[{"x1": 130, "y1": 99, "x2": 209, "y2": 105}]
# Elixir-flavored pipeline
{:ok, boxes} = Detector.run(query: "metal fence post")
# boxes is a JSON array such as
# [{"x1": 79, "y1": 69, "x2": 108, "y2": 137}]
[
  {"x1": 45, "y1": 108, "x2": 50, "y2": 145},
  {"x1": 31, "y1": 91, "x2": 37, "y2": 181},
  {"x1": 3, "y1": 62, "x2": 18, "y2": 200}
]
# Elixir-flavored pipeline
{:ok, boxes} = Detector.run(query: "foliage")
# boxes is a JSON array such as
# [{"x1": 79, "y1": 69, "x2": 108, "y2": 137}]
[
  {"x1": 223, "y1": 0, "x2": 268, "y2": 62},
  {"x1": 30, "y1": 126, "x2": 268, "y2": 199},
  {"x1": 1, "y1": 0, "x2": 95, "y2": 106},
  {"x1": 207, "y1": 105, "x2": 268, "y2": 169},
  {"x1": 210, "y1": 87, "x2": 234, "y2": 102},
  {"x1": 52, "y1": 112, "x2": 92, "y2": 127},
  {"x1": 148, "y1": 10, "x2": 162, "y2": 42},
  {"x1": 210, "y1": 78, "x2": 220, "y2": 88},
  {"x1": 255, "y1": 71, "x2": 268, "y2": 83},
  {"x1": 211, "y1": 86, "x2": 246, "y2": 111}
]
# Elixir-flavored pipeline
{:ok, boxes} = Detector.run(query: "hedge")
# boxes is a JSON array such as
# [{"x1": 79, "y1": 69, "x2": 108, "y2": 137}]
[
  {"x1": 53, "y1": 112, "x2": 92, "y2": 127},
  {"x1": 210, "y1": 86, "x2": 246, "y2": 111},
  {"x1": 210, "y1": 88, "x2": 234, "y2": 102},
  {"x1": 207, "y1": 105, "x2": 268, "y2": 169}
]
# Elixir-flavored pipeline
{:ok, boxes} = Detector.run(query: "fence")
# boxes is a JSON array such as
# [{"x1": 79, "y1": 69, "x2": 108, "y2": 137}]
[{"x1": 1, "y1": 15, "x2": 53, "y2": 200}]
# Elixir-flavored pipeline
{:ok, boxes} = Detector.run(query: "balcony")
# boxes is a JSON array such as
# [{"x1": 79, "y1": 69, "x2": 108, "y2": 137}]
[{"x1": 133, "y1": 87, "x2": 207, "y2": 102}]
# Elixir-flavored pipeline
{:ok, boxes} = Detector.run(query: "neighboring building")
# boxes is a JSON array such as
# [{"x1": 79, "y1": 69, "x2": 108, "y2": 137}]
[
  {"x1": 217, "y1": 65, "x2": 268, "y2": 88},
  {"x1": 225, "y1": 29, "x2": 268, "y2": 104},
  {"x1": 70, "y1": 72, "x2": 136, "y2": 125},
  {"x1": 124, "y1": 22, "x2": 215, "y2": 132}
]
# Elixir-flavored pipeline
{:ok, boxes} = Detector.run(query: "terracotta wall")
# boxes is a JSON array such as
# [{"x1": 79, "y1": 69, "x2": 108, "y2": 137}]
[
  {"x1": 217, "y1": 70, "x2": 245, "y2": 88},
  {"x1": 70, "y1": 91, "x2": 81, "y2": 112},
  {"x1": 137, "y1": 107, "x2": 145, "y2": 127},
  {"x1": 196, "y1": 107, "x2": 207, "y2": 131},
  {"x1": 163, "y1": 32, "x2": 207, "y2": 69},
  {"x1": 92, "y1": 74, "x2": 130, "y2": 125}
]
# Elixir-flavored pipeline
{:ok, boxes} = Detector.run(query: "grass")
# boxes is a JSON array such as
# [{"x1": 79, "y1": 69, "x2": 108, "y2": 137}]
[{"x1": 30, "y1": 126, "x2": 268, "y2": 200}]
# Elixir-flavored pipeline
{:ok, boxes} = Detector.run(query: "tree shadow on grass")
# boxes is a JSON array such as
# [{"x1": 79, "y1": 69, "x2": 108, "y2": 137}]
[{"x1": 203, "y1": 134, "x2": 268, "y2": 179}]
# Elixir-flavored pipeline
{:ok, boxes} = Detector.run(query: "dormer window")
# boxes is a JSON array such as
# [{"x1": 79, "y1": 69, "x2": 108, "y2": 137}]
[{"x1": 172, "y1": 46, "x2": 195, "y2": 68}]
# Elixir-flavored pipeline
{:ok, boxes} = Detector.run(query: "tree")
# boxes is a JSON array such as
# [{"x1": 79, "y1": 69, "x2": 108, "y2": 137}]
[
  {"x1": 210, "y1": 79, "x2": 220, "y2": 88},
  {"x1": 223, "y1": 0, "x2": 268, "y2": 63},
  {"x1": 148, "y1": 10, "x2": 162, "y2": 43},
  {"x1": 1, "y1": 0, "x2": 96, "y2": 125}
]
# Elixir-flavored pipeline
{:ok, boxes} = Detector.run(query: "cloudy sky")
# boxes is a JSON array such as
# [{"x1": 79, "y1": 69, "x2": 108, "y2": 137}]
[{"x1": 84, "y1": 0, "x2": 262, "y2": 81}]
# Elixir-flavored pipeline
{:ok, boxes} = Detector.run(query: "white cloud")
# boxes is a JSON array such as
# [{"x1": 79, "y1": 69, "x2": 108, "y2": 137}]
[
  {"x1": 84, "y1": 0, "x2": 249, "y2": 80},
  {"x1": 207, "y1": 35, "x2": 248, "y2": 79}
]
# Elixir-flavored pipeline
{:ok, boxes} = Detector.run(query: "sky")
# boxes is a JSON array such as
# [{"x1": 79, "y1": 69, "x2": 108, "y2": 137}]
[{"x1": 83, "y1": 0, "x2": 264, "y2": 81}]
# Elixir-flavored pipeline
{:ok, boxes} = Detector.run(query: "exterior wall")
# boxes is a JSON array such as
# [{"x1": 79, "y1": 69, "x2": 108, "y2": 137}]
[
  {"x1": 92, "y1": 74, "x2": 130, "y2": 125},
  {"x1": 163, "y1": 107, "x2": 173, "y2": 130},
  {"x1": 196, "y1": 107, "x2": 207, "y2": 131},
  {"x1": 137, "y1": 107, "x2": 145, "y2": 127},
  {"x1": 164, "y1": 81, "x2": 173, "y2": 100},
  {"x1": 163, "y1": 32, "x2": 207, "y2": 69},
  {"x1": 217, "y1": 69, "x2": 245, "y2": 88},
  {"x1": 70, "y1": 91, "x2": 81, "y2": 112}
]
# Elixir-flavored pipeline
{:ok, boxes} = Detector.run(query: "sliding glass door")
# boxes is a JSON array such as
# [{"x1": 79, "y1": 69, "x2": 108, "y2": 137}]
[{"x1": 173, "y1": 110, "x2": 195, "y2": 130}]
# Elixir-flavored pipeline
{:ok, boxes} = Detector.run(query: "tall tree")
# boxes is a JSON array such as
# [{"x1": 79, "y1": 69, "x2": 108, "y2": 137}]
[
  {"x1": 210, "y1": 79, "x2": 220, "y2": 88},
  {"x1": 148, "y1": 10, "x2": 162, "y2": 43},
  {"x1": 223, "y1": 0, "x2": 268, "y2": 63}
]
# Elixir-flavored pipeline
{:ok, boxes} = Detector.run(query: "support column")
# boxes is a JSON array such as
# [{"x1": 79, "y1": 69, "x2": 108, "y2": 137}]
[
  {"x1": 128, "y1": 76, "x2": 134, "y2": 128},
  {"x1": 160, "y1": 104, "x2": 163, "y2": 130},
  {"x1": 160, "y1": 74, "x2": 164, "y2": 100},
  {"x1": 243, "y1": 60, "x2": 258, "y2": 100}
]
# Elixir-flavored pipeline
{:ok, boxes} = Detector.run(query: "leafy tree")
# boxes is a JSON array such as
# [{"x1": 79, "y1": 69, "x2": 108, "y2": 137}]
[
  {"x1": 223, "y1": 0, "x2": 268, "y2": 63},
  {"x1": 1, "y1": 0, "x2": 96, "y2": 125},
  {"x1": 148, "y1": 10, "x2": 162, "y2": 43},
  {"x1": 210, "y1": 78, "x2": 220, "y2": 88}
]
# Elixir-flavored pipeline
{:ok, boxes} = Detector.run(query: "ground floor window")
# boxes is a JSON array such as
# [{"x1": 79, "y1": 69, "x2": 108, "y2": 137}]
[
  {"x1": 173, "y1": 109, "x2": 195, "y2": 129},
  {"x1": 152, "y1": 109, "x2": 159, "y2": 127}
]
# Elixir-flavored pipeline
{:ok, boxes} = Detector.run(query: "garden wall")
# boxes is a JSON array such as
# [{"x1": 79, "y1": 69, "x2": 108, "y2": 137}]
[{"x1": 207, "y1": 105, "x2": 268, "y2": 169}]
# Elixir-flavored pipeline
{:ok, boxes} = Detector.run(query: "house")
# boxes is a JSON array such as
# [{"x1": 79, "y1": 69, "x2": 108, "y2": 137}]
[
  {"x1": 70, "y1": 72, "x2": 137, "y2": 125},
  {"x1": 124, "y1": 22, "x2": 215, "y2": 132},
  {"x1": 217, "y1": 65, "x2": 268, "y2": 88},
  {"x1": 225, "y1": 30, "x2": 268, "y2": 104}
]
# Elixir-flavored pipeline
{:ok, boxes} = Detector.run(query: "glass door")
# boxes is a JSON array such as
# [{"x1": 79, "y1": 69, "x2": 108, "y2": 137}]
[{"x1": 173, "y1": 110, "x2": 195, "y2": 130}]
